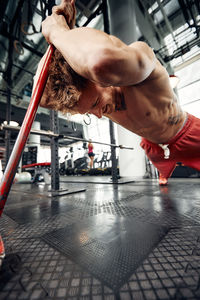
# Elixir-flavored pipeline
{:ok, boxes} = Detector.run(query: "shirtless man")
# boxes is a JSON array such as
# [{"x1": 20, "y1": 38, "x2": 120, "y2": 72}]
[{"x1": 35, "y1": 0, "x2": 200, "y2": 185}]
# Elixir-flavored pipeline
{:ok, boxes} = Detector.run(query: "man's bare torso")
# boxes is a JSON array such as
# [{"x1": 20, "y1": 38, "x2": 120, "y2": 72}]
[
  {"x1": 37, "y1": 50, "x2": 185, "y2": 145},
  {"x1": 107, "y1": 60, "x2": 186, "y2": 144}
]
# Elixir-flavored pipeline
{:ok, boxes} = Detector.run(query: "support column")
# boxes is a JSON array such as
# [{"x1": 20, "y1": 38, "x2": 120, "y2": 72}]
[
  {"x1": 28, "y1": 121, "x2": 40, "y2": 165},
  {"x1": 108, "y1": 0, "x2": 136, "y2": 44},
  {"x1": 102, "y1": 0, "x2": 118, "y2": 183},
  {"x1": 28, "y1": 121, "x2": 41, "y2": 148},
  {"x1": 50, "y1": 110, "x2": 60, "y2": 191},
  {"x1": 48, "y1": 0, "x2": 60, "y2": 191},
  {"x1": 107, "y1": 0, "x2": 146, "y2": 178}
]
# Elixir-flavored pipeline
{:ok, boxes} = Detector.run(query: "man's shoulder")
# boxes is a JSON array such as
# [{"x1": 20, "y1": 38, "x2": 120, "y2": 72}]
[
  {"x1": 146, "y1": 59, "x2": 168, "y2": 82},
  {"x1": 128, "y1": 41, "x2": 151, "y2": 51}
]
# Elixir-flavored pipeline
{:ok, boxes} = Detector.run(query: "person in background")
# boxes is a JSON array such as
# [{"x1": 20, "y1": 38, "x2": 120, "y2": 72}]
[{"x1": 88, "y1": 140, "x2": 95, "y2": 169}]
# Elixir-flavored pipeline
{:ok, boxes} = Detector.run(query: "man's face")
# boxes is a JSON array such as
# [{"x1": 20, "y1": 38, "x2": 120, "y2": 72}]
[{"x1": 77, "y1": 81, "x2": 116, "y2": 119}]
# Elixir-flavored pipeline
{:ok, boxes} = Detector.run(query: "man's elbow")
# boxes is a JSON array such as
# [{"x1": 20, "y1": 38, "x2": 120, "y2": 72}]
[
  {"x1": 89, "y1": 48, "x2": 119, "y2": 84},
  {"x1": 90, "y1": 61, "x2": 106, "y2": 83}
]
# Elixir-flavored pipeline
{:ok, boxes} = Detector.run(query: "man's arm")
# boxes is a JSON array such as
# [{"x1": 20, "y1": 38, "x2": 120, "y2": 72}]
[
  {"x1": 42, "y1": 8, "x2": 157, "y2": 87},
  {"x1": 32, "y1": 0, "x2": 76, "y2": 97}
]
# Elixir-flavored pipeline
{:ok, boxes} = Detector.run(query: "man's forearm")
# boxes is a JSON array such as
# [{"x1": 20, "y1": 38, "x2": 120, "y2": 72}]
[
  {"x1": 48, "y1": 26, "x2": 119, "y2": 83},
  {"x1": 42, "y1": 8, "x2": 156, "y2": 87}
]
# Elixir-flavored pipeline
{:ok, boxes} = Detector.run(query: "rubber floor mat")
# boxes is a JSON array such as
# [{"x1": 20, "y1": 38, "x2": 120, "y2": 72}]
[
  {"x1": 5, "y1": 202, "x2": 75, "y2": 224},
  {"x1": 42, "y1": 214, "x2": 168, "y2": 291}
]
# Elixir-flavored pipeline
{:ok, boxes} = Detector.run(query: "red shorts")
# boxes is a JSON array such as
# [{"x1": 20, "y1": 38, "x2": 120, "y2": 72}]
[{"x1": 140, "y1": 113, "x2": 200, "y2": 178}]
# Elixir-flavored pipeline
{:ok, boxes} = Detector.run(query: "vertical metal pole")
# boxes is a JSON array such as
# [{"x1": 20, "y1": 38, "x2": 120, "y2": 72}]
[
  {"x1": 102, "y1": 0, "x2": 118, "y2": 183},
  {"x1": 109, "y1": 122, "x2": 118, "y2": 183},
  {"x1": 5, "y1": 37, "x2": 13, "y2": 166},
  {"x1": 50, "y1": 111, "x2": 60, "y2": 190},
  {"x1": 47, "y1": 0, "x2": 60, "y2": 191}
]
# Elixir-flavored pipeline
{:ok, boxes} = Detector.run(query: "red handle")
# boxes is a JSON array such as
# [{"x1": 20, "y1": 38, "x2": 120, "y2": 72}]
[{"x1": 0, "y1": 45, "x2": 54, "y2": 216}]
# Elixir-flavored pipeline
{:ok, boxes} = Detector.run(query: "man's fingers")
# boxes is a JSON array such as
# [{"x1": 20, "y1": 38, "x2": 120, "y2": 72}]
[
  {"x1": 52, "y1": 6, "x2": 59, "y2": 14},
  {"x1": 60, "y1": 0, "x2": 75, "y2": 5},
  {"x1": 51, "y1": 1, "x2": 76, "y2": 29},
  {"x1": 52, "y1": 3, "x2": 72, "y2": 16},
  {"x1": 52, "y1": 4, "x2": 68, "y2": 14}
]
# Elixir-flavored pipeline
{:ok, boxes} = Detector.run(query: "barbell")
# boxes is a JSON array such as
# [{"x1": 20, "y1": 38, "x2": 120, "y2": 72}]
[{"x1": 1, "y1": 124, "x2": 134, "y2": 150}]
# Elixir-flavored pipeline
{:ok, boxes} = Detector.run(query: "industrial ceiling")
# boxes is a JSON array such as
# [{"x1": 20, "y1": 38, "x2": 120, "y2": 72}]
[{"x1": 0, "y1": 0, "x2": 199, "y2": 146}]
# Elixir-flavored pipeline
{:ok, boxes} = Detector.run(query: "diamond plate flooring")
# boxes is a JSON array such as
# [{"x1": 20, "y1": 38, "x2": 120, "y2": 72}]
[{"x1": 0, "y1": 178, "x2": 200, "y2": 299}]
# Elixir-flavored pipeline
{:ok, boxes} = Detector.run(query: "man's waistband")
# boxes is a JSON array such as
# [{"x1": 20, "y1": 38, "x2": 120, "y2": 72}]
[
  {"x1": 166, "y1": 112, "x2": 191, "y2": 145},
  {"x1": 141, "y1": 112, "x2": 193, "y2": 147}
]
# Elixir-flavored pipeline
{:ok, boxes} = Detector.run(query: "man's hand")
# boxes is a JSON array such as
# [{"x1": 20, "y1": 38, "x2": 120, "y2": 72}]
[
  {"x1": 42, "y1": 0, "x2": 76, "y2": 44},
  {"x1": 42, "y1": 13, "x2": 70, "y2": 44},
  {"x1": 53, "y1": 0, "x2": 76, "y2": 29}
]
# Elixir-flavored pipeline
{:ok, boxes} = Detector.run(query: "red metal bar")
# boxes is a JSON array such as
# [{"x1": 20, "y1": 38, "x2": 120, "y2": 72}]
[
  {"x1": 22, "y1": 162, "x2": 51, "y2": 169},
  {"x1": 0, "y1": 45, "x2": 54, "y2": 216}
]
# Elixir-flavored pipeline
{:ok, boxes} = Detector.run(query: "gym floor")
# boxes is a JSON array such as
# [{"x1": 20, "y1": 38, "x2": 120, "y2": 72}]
[{"x1": 0, "y1": 177, "x2": 200, "y2": 299}]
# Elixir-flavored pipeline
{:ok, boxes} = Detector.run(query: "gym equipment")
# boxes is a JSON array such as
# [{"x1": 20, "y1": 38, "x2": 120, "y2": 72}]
[
  {"x1": 74, "y1": 157, "x2": 88, "y2": 172},
  {"x1": 89, "y1": 151, "x2": 113, "y2": 175},
  {"x1": 22, "y1": 146, "x2": 37, "y2": 166},
  {"x1": 60, "y1": 152, "x2": 88, "y2": 176},
  {"x1": 172, "y1": 164, "x2": 200, "y2": 178},
  {"x1": 22, "y1": 162, "x2": 51, "y2": 184},
  {"x1": 1, "y1": 124, "x2": 134, "y2": 150},
  {"x1": 15, "y1": 172, "x2": 32, "y2": 183},
  {"x1": 59, "y1": 147, "x2": 75, "y2": 175},
  {"x1": 0, "y1": 45, "x2": 54, "y2": 216}
]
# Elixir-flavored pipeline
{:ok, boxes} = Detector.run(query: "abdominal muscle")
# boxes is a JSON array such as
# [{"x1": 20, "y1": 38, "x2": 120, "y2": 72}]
[
  {"x1": 134, "y1": 110, "x2": 186, "y2": 144},
  {"x1": 108, "y1": 86, "x2": 186, "y2": 144}
]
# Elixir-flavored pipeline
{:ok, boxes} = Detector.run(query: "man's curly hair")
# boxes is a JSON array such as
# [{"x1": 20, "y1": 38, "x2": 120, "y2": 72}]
[{"x1": 40, "y1": 49, "x2": 87, "y2": 114}]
